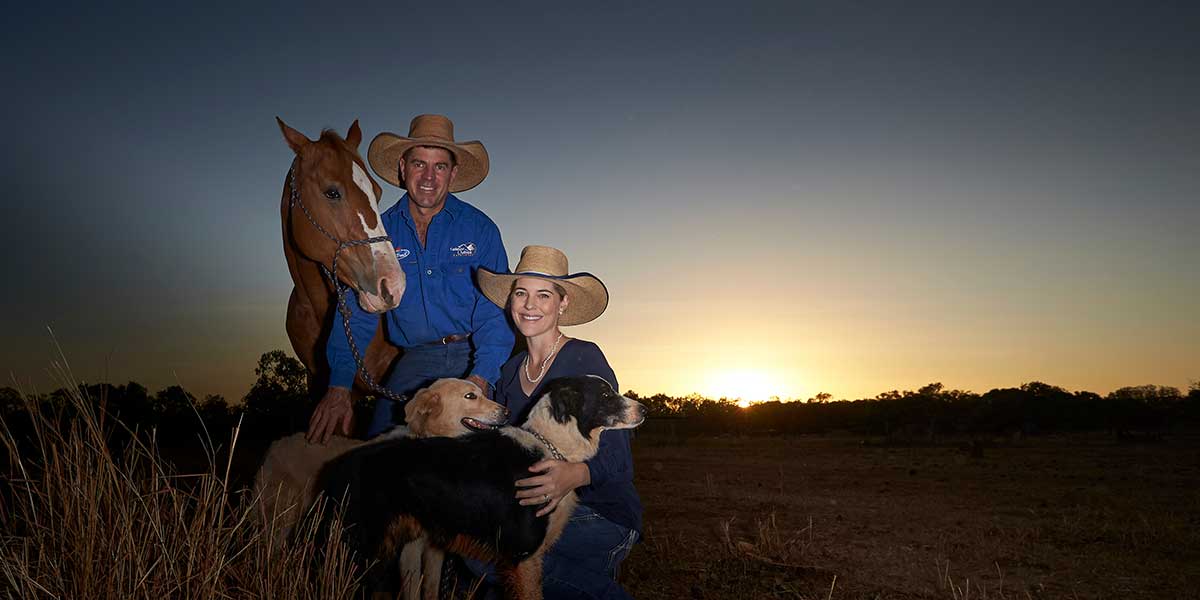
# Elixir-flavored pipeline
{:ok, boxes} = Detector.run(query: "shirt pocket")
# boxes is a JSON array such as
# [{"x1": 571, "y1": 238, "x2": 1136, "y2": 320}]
[
  {"x1": 445, "y1": 261, "x2": 477, "y2": 307},
  {"x1": 397, "y1": 258, "x2": 420, "y2": 307}
]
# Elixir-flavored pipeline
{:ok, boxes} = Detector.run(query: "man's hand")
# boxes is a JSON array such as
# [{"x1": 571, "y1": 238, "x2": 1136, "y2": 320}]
[
  {"x1": 466, "y1": 374, "x2": 492, "y2": 399},
  {"x1": 515, "y1": 460, "x2": 590, "y2": 517},
  {"x1": 307, "y1": 387, "x2": 354, "y2": 444}
]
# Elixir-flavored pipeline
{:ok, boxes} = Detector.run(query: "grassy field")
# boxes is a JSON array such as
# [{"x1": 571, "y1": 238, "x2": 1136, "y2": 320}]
[
  {"x1": 5, "y1": 381, "x2": 1197, "y2": 599},
  {"x1": 621, "y1": 433, "x2": 1200, "y2": 599}
]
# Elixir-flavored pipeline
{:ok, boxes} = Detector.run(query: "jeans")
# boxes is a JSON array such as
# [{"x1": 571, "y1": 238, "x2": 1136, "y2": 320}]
[
  {"x1": 465, "y1": 504, "x2": 638, "y2": 600},
  {"x1": 365, "y1": 340, "x2": 472, "y2": 438}
]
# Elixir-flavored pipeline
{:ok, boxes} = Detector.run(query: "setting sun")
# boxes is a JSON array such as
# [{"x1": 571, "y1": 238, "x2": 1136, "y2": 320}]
[{"x1": 704, "y1": 369, "x2": 785, "y2": 407}]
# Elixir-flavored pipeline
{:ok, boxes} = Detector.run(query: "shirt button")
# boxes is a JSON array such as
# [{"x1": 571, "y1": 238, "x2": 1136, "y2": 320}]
[{"x1": 426, "y1": 269, "x2": 433, "y2": 276}]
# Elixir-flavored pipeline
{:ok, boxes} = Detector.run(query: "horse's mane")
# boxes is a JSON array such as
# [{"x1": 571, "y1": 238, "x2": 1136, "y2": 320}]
[
  {"x1": 313, "y1": 128, "x2": 364, "y2": 160},
  {"x1": 318, "y1": 128, "x2": 347, "y2": 144}
]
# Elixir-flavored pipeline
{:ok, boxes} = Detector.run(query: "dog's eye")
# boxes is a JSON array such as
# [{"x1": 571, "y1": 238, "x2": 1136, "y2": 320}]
[{"x1": 464, "y1": 392, "x2": 477, "y2": 400}]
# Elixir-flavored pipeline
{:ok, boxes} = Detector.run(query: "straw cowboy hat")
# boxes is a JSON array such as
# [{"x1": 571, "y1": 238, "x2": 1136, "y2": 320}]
[
  {"x1": 367, "y1": 114, "x2": 490, "y2": 192},
  {"x1": 478, "y1": 246, "x2": 609, "y2": 326}
]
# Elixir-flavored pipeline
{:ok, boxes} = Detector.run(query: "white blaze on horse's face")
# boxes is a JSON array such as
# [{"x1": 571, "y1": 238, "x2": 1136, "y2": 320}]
[
  {"x1": 350, "y1": 161, "x2": 405, "y2": 313},
  {"x1": 352, "y1": 162, "x2": 388, "y2": 240},
  {"x1": 352, "y1": 162, "x2": 379, "y2": 213}
]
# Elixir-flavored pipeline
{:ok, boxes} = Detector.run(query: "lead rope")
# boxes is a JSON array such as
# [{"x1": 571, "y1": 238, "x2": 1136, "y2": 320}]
[{"x1": 288, "y1": 160, "x2": 406, "y2": 404}]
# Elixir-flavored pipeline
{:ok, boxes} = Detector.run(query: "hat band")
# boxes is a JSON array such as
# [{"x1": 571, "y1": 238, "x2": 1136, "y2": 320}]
[{"x1": 512, "y1": 270, "x2": 603, "y2": 282}]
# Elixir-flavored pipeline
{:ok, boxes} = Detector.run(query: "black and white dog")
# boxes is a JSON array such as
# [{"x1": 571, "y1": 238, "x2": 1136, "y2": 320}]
[{"x1": 319, "y1": 375, "x2": 646, "y2": 599}]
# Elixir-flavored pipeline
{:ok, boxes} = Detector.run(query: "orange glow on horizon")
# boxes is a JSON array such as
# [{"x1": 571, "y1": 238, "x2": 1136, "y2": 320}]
[{"x1": 703, "y1": 369, "x2": 789, "y2": 408}]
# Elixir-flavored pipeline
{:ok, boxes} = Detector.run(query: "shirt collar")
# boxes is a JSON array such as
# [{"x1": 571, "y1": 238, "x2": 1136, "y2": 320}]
[{"x1": 399, "y1": 192, "x2": 463, "y2": 224}]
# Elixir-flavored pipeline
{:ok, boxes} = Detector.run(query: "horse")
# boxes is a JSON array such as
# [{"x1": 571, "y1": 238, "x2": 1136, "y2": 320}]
[{"x1": 277, "y1": 118, "x2": 405, "y2": 423}]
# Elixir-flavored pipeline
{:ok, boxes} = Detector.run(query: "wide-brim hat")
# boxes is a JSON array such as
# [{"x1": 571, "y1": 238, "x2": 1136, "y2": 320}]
[
  {"x1": 478, "y1": 246, "x2": 609, "y2": 327},
  {"x1": 367, "y1": 114, "x2": 489, "y2": 192}
]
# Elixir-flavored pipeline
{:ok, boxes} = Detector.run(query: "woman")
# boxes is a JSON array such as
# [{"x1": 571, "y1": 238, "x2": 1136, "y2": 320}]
[{"x1": 477, "y1": 245, "x2": 641, "y2": 600}]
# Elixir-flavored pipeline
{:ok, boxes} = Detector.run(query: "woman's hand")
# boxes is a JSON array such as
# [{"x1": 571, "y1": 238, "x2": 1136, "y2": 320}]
[{"x1": 515, "y1": 460, "x2": 590, "y2": 517}]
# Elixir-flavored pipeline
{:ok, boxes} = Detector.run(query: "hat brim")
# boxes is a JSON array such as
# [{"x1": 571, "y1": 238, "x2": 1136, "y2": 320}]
[
  {"x1": 477, "y1": 269, "x2": 609, "y2": 326},
  {"x1": 367, "y1": 133, "x2": 489, "y2": 193}
]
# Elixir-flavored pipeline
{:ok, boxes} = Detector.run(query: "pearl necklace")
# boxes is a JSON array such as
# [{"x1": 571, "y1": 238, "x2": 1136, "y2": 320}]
[{"x1": 524, "y1": 332, "x2": 564, "y2": 384}]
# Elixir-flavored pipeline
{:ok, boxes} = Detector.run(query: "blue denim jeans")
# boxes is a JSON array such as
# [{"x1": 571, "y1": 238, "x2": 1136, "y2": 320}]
[
  {"x1": 465, "y1": 503, "x2": 638, "y2": 599},
  {"x1": 365, "y1": 340, "x2": 472, "y2": 438},
  {"x1": 543, "y1": 504, "x2": 638, "y2": 599}
]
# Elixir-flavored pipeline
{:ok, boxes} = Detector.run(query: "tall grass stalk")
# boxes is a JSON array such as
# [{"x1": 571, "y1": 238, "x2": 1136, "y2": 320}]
[{"x1": 0, "y1": 363, "x2": 362, "y2": 599}]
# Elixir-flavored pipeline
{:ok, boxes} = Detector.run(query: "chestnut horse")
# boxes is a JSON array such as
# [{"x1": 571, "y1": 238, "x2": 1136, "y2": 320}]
[{"x1": 277, "y1": 118, "x2": 404, "y2": 413}]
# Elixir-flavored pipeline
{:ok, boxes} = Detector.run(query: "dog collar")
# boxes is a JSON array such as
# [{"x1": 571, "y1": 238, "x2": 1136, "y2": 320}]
[{"x1": 526, "y1": 428, "x2": 566, "y2": 461}]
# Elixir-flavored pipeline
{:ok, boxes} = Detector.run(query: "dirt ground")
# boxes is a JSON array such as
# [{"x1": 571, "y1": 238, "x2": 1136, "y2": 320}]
[{"x1": 619, "y1": 433, "x2": 1200, "y2": 599}]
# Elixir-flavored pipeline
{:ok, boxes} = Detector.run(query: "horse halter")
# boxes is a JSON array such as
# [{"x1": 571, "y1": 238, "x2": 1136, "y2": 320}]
[{"x1": 287, "y1": 158, "x2": 405, "y2": 403}]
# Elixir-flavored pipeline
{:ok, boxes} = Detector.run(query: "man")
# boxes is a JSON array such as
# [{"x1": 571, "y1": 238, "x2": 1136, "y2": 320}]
[{"x1": 307, "y1": 114, "x2": 514, "y2": 443}]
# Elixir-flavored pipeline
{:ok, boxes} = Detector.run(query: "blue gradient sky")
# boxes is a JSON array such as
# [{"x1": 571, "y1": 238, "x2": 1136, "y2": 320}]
[{"x1": 3, "y1": 2, "x2": 1197, "y2": 402}]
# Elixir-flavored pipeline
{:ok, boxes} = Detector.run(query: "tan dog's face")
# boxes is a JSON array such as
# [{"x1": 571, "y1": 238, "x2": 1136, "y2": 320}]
[{"x1": 404, "y1": 378, "x2": 509, "y2": 437}]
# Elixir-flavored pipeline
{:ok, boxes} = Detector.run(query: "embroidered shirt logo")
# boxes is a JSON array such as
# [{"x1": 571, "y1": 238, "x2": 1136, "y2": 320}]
[
  {"x1": 450, "y1": 242, "x2": 476, "y2": 257},
  {"x1": 395, "y1": 247, "x2": 411, "y2": 260}
]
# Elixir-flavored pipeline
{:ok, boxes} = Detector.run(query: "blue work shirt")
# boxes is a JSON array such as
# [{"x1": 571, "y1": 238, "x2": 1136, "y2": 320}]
[
  {"x1": 496, "y1": 339, "x2": 643, "y2": 534},
  {"x1": 327, "y1": 193, "x2": 514, "y2": 389}
]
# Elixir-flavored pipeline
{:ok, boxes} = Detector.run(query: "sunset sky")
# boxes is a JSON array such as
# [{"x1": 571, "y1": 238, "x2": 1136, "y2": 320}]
[{"x1": 3, "y1": 2, "x2": 1197, "y2": 404}]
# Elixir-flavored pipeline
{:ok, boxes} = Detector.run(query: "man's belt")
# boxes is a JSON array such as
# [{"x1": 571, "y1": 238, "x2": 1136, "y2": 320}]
[{"x1": 416, "y1": 333, "x2": 471, "y2": 347}]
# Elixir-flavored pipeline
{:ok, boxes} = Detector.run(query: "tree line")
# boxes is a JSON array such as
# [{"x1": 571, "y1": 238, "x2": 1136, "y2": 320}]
[
  {"x1": 3, "y1": 351, "x2": 1198, "y2": 449},
  {"x1": 0, "y1": 351, "x2": 310, "y2": 451},
  {"x1": 631, "y1": 381, "x2": 1200, "y2": 440}
]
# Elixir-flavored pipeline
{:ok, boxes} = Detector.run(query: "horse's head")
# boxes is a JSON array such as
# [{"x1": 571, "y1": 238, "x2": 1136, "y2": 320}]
[{"x1": 278, "y1": 118, "x2": 405, "y2": 313}]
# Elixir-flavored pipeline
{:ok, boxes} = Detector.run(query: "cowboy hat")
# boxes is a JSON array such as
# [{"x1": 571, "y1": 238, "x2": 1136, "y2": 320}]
[
  {"x1": 478, "y1": 246, "x2": 609, "y2": 327},
  {"x1": 367, "y1": 114, "x2": 489, "y2": 192}
]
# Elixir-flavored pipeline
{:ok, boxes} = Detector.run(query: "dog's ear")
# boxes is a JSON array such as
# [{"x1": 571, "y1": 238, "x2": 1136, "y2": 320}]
[
  {"x1": 427, "y1": 396, "x2": 444, "y2": 419},
  {"x1": 547, "y1": 381, "x2": 579, "y2": 424},
  {"x1": 405, "y1": 391, "x2": 442, "y2": 423}
]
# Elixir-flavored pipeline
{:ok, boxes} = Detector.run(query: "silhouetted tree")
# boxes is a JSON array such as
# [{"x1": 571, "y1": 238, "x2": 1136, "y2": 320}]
[
  {"x1": 1018, "y1": 381, "x2": 1077, "y2": 432},
  {"x1": 196, "y1": 394, "x2": 232, "y2": 429},
  {"x1": 1072, "y1": 391, "x2": 1105, "y2": 430},
  {"x1": 1185, "y1": 380, "x2": 1200, "y2": 425},
  {"x1": 242, "y1": 350, "x2": 309, "y2": 437},
  {"x1": 155, "y1": 386, "x2": 196, "y2": 418},
  {"x1": 1106, "y1": 385, "x2": 1181, "y2": 437},
  {"x1": 104, "y1": 382, "x2": 154, "y2": 426}
]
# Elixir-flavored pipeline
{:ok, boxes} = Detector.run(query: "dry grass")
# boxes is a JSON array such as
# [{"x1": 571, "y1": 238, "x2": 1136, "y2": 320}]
[{"x1": 0, "y1": 365, "x2": 363, "y2": 599}]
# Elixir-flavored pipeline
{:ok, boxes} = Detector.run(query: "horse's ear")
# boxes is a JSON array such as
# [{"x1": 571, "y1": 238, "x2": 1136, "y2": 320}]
[
  {"x1": 346, "y1": 120, "x2": 362, "y2": 150},
  {"x1": 277, "y1": 117, "x2": 310, "y2": 154}
]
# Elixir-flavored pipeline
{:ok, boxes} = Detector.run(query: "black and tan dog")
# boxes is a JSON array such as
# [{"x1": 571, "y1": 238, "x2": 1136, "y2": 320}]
[
  {"x1": 319, "y1": 375, "x2": 646, "y2": 600},
  {"x1": 254, "y1": 378, "x2": 508, "y2": 545}
]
